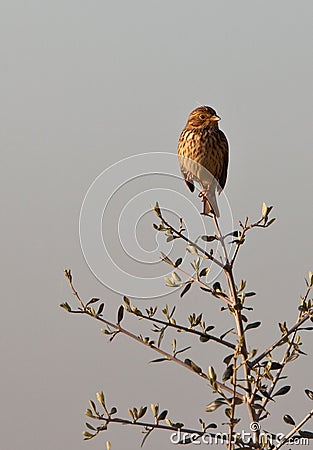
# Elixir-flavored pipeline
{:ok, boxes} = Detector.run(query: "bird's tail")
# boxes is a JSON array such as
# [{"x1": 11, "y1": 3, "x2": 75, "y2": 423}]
[{"x1": 202, "y1": 189, "x2": 220, "y2": 218}]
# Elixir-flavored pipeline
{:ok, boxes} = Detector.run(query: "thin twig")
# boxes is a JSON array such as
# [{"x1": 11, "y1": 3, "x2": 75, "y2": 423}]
[
  {"x1": 213, "y1": 215, "x2": 229, "y2": 265},
  {"x1": 92, "y1": 414, "x2": 220, "y2": 439},
  {"x1": 230, "y1": 217, "x2": 267, "y2": 268},
  {"x1": 160, "y1": 215, "x2": 225, "y2": 269},
  {"x1": 228, "y1": 355, "x2": 238, "y2": 450},
  {"x1": 65, "y1": 269, "x2": 85, "y2": 310},
  {"x1": 131, "y1": 311, "x2": 236, "y2": 350},
  {"x1": 250, "y1": 306, "x2": 313, "y2": 368}
]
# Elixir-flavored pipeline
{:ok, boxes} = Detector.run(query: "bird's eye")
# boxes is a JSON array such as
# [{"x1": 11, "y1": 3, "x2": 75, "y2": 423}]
[{"x1": 199, "y1": 114, "x2": 206, "y2": 120}]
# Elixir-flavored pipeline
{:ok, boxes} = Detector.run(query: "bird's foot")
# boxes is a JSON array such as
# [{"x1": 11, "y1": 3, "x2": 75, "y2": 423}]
[{"x1": 198, "y1": 189, "x2": 208, "y2": 202}]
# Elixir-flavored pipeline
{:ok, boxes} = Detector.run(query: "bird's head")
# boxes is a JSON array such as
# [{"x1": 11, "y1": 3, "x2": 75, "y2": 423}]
[{"x1": 185, "y1": 106, "x2": 221, "y2": 130}]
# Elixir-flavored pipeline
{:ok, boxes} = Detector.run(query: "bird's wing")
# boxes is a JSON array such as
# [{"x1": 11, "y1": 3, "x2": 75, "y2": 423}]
[{"x1": 217, "y1": 130, "x2": 229, "y2": 194}]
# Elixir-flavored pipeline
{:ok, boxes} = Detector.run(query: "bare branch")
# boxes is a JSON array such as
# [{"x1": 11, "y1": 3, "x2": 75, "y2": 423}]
[
  {"x1": 63, "y1": 272, "x2": 243, "y2": 399},
  {"x1": 128, "y1": 309, "x2": 236, "y2": 350},
  {"x1": 250, "y1": 306, "x2": 313, "y2": 368}
]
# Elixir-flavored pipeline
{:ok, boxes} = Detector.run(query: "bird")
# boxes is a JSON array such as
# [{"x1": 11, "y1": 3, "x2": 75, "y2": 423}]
[{"x1": 177, "y1": 106, "x2": 229, "y2": 217}]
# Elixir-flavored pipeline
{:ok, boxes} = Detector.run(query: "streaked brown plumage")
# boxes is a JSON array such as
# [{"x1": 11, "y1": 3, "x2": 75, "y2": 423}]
[{"x1": 177, "y1": 106, "x2": 229, "y2": 217}]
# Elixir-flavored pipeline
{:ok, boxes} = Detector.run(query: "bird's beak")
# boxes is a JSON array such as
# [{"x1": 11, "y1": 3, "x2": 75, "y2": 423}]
[{"x1": 211, "y1": 115, "x2": 221, "y2": 121}]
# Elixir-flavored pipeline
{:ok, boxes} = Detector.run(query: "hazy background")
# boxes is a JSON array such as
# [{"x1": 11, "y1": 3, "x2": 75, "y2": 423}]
[{"x1": 1, "y1": 1, "x2": 313, "y2": 449}]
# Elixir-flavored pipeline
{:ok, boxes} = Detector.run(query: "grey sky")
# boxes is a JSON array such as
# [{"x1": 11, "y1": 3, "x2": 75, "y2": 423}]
[{"x1": 1, "y1": 1, "x2": 313, "y2": 449}]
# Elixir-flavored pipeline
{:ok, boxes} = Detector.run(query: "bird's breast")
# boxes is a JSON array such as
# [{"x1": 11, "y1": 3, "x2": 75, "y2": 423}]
[{"x1": 178, "y1": 128, "x2": 224, "y2": 188}]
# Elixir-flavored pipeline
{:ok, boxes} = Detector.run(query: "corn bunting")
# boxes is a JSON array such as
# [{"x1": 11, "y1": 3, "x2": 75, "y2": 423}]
[{"x1": 177, "y1": 106, "x2": 229, "y2": 217}]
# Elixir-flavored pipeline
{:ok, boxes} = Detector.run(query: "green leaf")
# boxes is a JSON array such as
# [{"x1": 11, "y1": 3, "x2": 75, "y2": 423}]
[
  {"x1": 150, "y1": 403, "x2": 158, "y2": 417},
  {"x1": 164, "y1": 276, "x2": 176, "y2": 287},
  {"x1": 180, "y1": 282, "x2": 192, "y2": 298},
  {"x1": 208, "y1": 366, "x2": 216, "y2": 382},
  {"x1": 86, "y1": 297, "x2": 100, "y2": 306},
  {"x1": 186, "y1": 245, "x2": 198, "y2": 255},
  {"x1": 220, "y1": 328, "x2": 234, "y2": 340},
  {"x1": 205, "y1": 399, "x2": 226, "y2": 412},
  {"x1": 152, "y1": 202, "x2": 161, "y2": 218},
  {"x1": 245, "y1": 321, "x2": 261, "y2": 331},
  {"x1": 89, "y1": 400, "x2": 97, "y2": 413},
  {"x1": 158, "y1": 410, "x2": 168, "y2": 420},
  {"x1": 201, "y1": 235, "x2": 217, "y2": 242},
  {"x1": 117, "y1": 305, "x2": 124, "y2": 324},
  {"x1": 245, "y1": 292, "x2": 256, "y2": 297},
  {"x1": 175, "y1": 258, "x2": 183, "y2": 267},
  {"x1": 264, "y1": 361, "x2": 283, "y2": 370},
  {"x1": 96, "y1": 391, "x2": 105, "y2": 407},
  {"x1": 262, "y1": 202, "x2": 268, "y2": 218},
  {"x1": 238, "y1": 279, "x2": 246, "y2": 292},
  {"x1": 83, "y1": 431, "x2": 95, "y2": 440},
  {"x1": 299, "y1": 430, "x2": 313, "y2": 439},
  {"x1": 60, "y1": 302, "x2": 71, "y2": 312},
  {"x1": 200, "y1": 287, "x2": 212, "y2": 293},
  {"x1": 213, "y1": 282, "x2": 222, "y2": 291},
  {"x1": 273, "y1": 385, "x2": 291, "y2": 397},
  {"x1": 223, "y1": 354, "x2": 233, "y2": 365},
  {"x1": 138, "y1": 406, "x2": 147, "y2": 418},
  {"x1": 224, "y1": 407, "x2": 232, "y2": 419},
  {"x1": 305, "y1": 389, "x2": 313, "y2": 400},
  {"x1": 185, "y1": 358, "x2": 202, "y2": 373},
  {"x1": 265, "y1": 218, "x2": 276, "y2": 227},
  {"x1": 96, "y1": 302, "x2": 105, "y2": 316},
  {"x1": 283, "y1": 414, "x2": 295, "y2": 425},
  {"x1": 227, "y1": 230, "x2": 240, "y2": 238},
  {"x1": 85, "y1": 408, "x2": 93, "y2": 417},
  {"x1": 286, "y1": 353, "x2": 299, "y2": 363},
  {"x1": 199, "y1": 267, "x2": 210, "y2": 277},
  {"x1": 64, "y1": 268, "x2": 72, "y2": 282},
  {"x1": 172, "y1": 272, "x2": 181, "y2": 282},
  {"x1": 149, "y1": 357, "x2": 168, "y2": 363},
  {"x1": 128, "y1": 408, "x2": 135, "y2": 421},
  {"x1": 123, "y1": 296, "x2": 130, "y2": 306},
  {"x1": 222, "y1": 365, "x2": 233, "y2": 382},
  {"x1": 175, "y1": 346, "x2": 191, "y2": 355}
]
